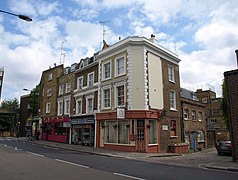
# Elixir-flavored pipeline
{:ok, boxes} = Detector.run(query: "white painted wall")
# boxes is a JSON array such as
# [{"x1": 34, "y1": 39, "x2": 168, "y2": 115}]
[{"x1": 147, "y1": 52, "x2": 164, "y2": 109}]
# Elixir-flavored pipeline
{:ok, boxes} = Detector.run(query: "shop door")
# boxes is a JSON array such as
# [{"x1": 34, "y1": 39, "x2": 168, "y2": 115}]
[
  {"x1": 137, "y1": 120, "x2": 145, "y2": 152},
  {"x1": 100, "y1": 123, "x2": 104, "y2": 147}
]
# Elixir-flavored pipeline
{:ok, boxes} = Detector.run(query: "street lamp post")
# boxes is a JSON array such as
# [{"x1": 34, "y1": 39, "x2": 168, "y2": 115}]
[{"x1": 0, "y1": 9, "x2": 33, "y2": 22}]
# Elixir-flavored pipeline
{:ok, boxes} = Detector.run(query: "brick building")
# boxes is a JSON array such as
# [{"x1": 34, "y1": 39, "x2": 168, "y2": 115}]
[
  {"x1": 224, "y1": 49, "x2": 238, "y2": 161},
  {"x1": 71, "y1": 56, "x2": 98, "y2": 146},
  {"x1": 95, "y1": 36, "x2": 184, "y2": 153},
  {"x1": 180, "y1": 88, "x2": 206, "y2": 151},
  {"x1": 196, "y1": 89, "x2": 229, "y2": 148}
]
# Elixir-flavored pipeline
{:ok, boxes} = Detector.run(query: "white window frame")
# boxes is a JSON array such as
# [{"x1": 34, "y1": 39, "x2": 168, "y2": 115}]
[
  {"x1": 59, "y1": 85, "x2": 64, "y2": 95},
  {"x1": 168, "y1": 65, "x2": 175, "y2": 82},
  {"x1": 65, "y1": 83, "x2": 71, "y2": 93},
  {"x1": 47, "y1": 88, "x2": 52, "y2": 97},
  {"x1": 198, "y1": 112, "x2": 202, "y2": 121},
  {"x1": 88, "y1": 72, "x2": 94, "y2": 87},
  {"x1": 115, "y1": 55, "x2": 126, "y2": 77},
  {"x1": 64, "y1": 98, "x2": 70, "y2": 115},
  {"x1": 184, "y1": 109, "x2": 189, "y2": 120},
  {"x1": 76, "y1": 98, "x2": 82, "y2": 115},
  {"x1": 169, "y1": 90, "x2": 176, "y2": 110},
  {"x1": 115, "y1": 83, "x2": 125, "y2": 107},
  {"x1": 57, "y1": 99, "x2": 63, "y2": 116},
  {"x1": 86, "y1": 96, "x2": 94, "y2": 114},
  {"x1": 102, "y1": 61, "x2": 111, "y2": 80},
  {"x1": 48, "y1": 73, "x2": 53, "y2": 81},
  {"x1": 46, "y1": 102, "x2": 51, "y2": 113},
  {"x1": 102, "y1": 87, "x2": 111, "y2": 109},
  {"x1": 77, "y1": 76, "x2": 83, "y2": 90},
  {"x1": 197, "y1": 130, "x2": 205, "y2": 142}
]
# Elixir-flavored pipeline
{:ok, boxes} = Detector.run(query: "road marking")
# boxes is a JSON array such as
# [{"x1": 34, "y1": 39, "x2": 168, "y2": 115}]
[
  {"x1": 55, "y1": 159, "x2": 89, "y2": 169},
  {"x1": 27, "y1": 151, "x2": 44, "y2": 157},
  {"x1": 113, "y1": 173, "x2": 146, "y2": 180}
]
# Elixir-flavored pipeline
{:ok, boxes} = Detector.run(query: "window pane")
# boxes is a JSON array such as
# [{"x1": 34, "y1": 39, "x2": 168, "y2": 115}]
[
  {"x1": 117, "y1": 57, "x2": 125, "y2": 75},
  {"x1": 117, "y1": 85, "x2": 124, "y2": 106},
  {"x1": 104, "y1": 63, "x2": 110, "y2": 79},
  {"x1": 103, "y1": 89, "x2": 110, "y2": 108},
  {"x1": 148, "y1": 120, "x2": 157, "y2": 144},
  {"x1": 106, "y1": 121, "x2": 115, "y2": 143},
  {"x1": 88, "y1": 98, "x2": 93, "y2": 113},
  {"x1": 118, "y1": 120, "x2": 129, "y2": 144}
]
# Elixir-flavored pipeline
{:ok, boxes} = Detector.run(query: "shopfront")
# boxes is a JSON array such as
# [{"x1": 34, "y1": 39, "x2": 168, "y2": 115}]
[
  {"x1": 71, "y1": 116, "x2": 95, "y2": 146},
  {"x1": 41, "y1": 117, "x2": 70, "y2": 143},
  {"x1": 96, "y1": 110, "x2": 161, "y2": 153}
]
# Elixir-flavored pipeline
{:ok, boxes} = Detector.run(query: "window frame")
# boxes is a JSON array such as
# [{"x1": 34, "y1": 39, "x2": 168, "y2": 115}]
[
  {"x1": 86, "y1": 96, "x2": 94, "y2": 114},
  {"x1": 46, "y1": 102, "x2": 51, "y2": 113},
  {"x1": 64, "y1": 98, "x2": 70, "y2": 115},
  {"x1": 102, "y1": 61, "x2": 111, "y2": 80},
  {"x1": 88, "y1": 72, "x2": 94, "y2": 87},
  {"x1": 115, "y1": 55, "x2": 126, "y2": 77},
  {"x1": 48, "y1": 73, "x2": 53, "y2": 81},
  {"x1": 65, "y1": 83, "x2": 71, "y2": 93},
  {"x1": 76, "y1": 98, "x2": 82, "y2": 115},
  {"x1": 77, "y1": 76, "x2": 83, "y2": 90},
  {"x1": 57, "y1": 100, "x2": 63, "y2": 116},
  {"x1": 169, "y1": 90, "x2": 176, "y2": 111},
  {"x1": 59, "y1": 85, "x2": 64, "y2": 96},
  {"x1": 115, "y1": 83, "x2": 125, "y2": 107},
  {"x1": 47, "y1": 88, "x2": 52, "y2": 97},
  {"x1": 184, "y1": 109, "x2": 189, "y2": 120},
  {"x1": 192, "y1": 110, "x2": 196, "y2": 120},
  {"x1": 168, "y1": 65, "x2": 175, "y2": 82},
  {"x1": 102, "y1": 87, "x2": 111, "y2": 109}
]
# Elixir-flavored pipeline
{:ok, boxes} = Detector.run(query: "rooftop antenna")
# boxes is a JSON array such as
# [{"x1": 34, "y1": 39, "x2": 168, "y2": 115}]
[{"x1": 100, "y1": 21, "x2": 109, "y2": 48}]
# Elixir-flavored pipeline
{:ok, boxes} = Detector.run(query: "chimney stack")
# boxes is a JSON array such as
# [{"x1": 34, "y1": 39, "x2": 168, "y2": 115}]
[
  {"x1": 235, "y1": 49, "x2": 238, "y2": 68},
  {"x1": 150, "y1": 34, "x2": 155, "y2": 43}
]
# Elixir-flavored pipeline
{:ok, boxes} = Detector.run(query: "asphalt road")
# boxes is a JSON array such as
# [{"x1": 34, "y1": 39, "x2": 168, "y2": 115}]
[{"x1": 0, "y1": 137, "x2": 237, "y2": 180}]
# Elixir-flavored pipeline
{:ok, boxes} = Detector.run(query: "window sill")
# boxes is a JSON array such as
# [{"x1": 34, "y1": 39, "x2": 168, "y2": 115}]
[
  {"x1": 170, "y1": 108, "x2": 177, "y2": 112},
  {"x1": 170, "y1": 136, "x2": 178, "y2": 139}
]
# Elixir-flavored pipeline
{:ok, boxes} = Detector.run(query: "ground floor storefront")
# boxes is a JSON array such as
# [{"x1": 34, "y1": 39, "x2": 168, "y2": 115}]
[
  {"x1": 71, "y1": 116, "x2": 95, "y2": 146},
  {"x1": 96, "y1": 110, "x2": 162, "y2": 153},
  {"x1": 41, "y1": 117, "x2": 70, "y2": 143}
]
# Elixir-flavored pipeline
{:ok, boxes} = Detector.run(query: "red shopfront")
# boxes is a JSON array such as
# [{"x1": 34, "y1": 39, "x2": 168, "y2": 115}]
[{"x1": 41, "y1": 117, "x2": 70, "y2": 143}]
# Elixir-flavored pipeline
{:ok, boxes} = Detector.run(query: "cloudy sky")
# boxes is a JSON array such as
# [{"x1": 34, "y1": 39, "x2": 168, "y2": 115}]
[{"x1": 0, "y1": 0, "x2": 237, "y2": 102}]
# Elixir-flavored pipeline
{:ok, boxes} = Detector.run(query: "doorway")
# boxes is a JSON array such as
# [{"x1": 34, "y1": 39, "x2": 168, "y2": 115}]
[{"x1": 137, "y1": 120, "x2": 145, "y2": 152}]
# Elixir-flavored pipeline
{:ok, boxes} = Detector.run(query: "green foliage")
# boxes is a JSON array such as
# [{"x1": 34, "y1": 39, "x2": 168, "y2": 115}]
[
  {"x1": 221, "y1": 80, "x2": 229, "y2": 130},
  {"x1": 0, "y1": 98, "x2": 19, "y2": 109},
  {"x1": 0, "y1": 98, "x2": 19, "y2": 131},
  {"x1": 28, "y1": 84, "x2": 40, "y2": 116}
]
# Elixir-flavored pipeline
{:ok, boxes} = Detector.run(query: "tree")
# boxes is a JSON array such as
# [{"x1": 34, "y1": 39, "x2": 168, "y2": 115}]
[
  {"x1": 28, "y1": 84, "x2": 40, "y2": 117},
  {"x1": 0, "y1": 98, "x2": 19, "y2": 131},
  {"x1": 221, "y1": 80, "x2": 229, "y2": 131}
]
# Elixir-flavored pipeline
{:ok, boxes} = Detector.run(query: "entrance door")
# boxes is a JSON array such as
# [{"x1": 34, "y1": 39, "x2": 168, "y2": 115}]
[
  {"x1": 191, "y1": 132, "x2": 196, "y2": 151},
  {"x1": 100, "y1": 122, "x2": 104, "y2": 147},
  {"x1": 137, "y1": 120, "x2": 145, "y2": 152}
]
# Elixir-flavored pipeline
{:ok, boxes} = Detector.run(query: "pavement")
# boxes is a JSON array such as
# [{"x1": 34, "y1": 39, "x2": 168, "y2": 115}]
[{"x1": 17, "y1": 137, "x2": 238, "y2": 173}]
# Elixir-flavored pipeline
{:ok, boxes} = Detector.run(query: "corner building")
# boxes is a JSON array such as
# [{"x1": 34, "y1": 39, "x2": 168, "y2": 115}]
[{"x1": 96, "y1": 36, "x2": 182, "y2": 153}]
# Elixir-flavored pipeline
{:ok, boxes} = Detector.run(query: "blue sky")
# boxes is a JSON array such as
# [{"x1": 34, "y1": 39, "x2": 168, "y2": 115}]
[{"x1": 0, "y1": 0, "x2": 237, "y2": 102}]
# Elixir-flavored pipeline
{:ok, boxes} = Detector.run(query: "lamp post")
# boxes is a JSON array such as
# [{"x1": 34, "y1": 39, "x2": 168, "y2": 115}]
[{"x1": 0, "y1": 9, "x2": 33, "y2": 22}]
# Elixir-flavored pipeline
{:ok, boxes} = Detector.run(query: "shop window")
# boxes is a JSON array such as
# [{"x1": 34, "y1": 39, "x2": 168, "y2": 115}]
[
  {"x1": 54, "y1": 123, "x2": 66, "y2": 135},
  {"x1": 148, "y1": 120, "x2": 158, "y2": 144},
  {"x1": 105, "y1": 121, "x2": 115, "y2": 143},
  {"x1": 170, "y1": 120, "x2": 176, "y2": 137},
  {"x1": 118, "y1": 120, "x2": 129, "y2": 144}
]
